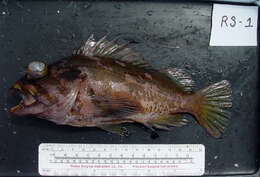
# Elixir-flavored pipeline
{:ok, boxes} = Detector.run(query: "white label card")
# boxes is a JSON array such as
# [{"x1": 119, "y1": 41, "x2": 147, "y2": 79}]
[{"x1": 210, "y1": 4, "x2": 258, "y2": 46}]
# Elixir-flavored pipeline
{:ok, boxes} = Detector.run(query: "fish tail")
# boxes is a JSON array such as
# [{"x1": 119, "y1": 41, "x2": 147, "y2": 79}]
[{"x1": 194, "y1": 80, "x2": 232, "y2": 138}]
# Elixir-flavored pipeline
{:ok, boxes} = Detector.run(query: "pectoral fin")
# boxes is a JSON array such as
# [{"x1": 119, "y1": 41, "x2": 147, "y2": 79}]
[
  {"x1": 99, "y1": 124, "x2": 129, "y2": 136},
  {"x1": 91, "y1": 95, "x2": 141, "y2": 118}
]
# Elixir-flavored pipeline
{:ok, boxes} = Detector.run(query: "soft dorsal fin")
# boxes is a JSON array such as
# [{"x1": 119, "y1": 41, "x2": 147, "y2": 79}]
[
  {"x1": 75, "y1": 34, "x2": 152, "y2": 69},
  {"x1": 161, "y1": 68, "x2": 195, "y2": 93}
]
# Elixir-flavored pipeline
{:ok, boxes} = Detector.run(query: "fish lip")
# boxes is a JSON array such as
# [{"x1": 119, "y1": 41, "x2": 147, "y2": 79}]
[
  {"x1": 9, "y1": 100, "x2": 44, "y2": 115},
  {"x1": 9, "y1": 85, "x2": 36, "y2": 113},
  {"x1": 9, "y1": 87, "x2": 25, "y2": 114}
]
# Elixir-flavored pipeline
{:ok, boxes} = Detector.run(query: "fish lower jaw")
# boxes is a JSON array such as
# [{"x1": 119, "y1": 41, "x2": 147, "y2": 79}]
[
  {"x1": 9, "y1": 101, "x2": 24, "y2": 113},
  {"x1": 9, "y1": 99, "x2": 34, "y2": 114}
]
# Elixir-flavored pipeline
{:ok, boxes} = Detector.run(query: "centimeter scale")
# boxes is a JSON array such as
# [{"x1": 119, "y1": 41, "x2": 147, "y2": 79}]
[{"x1": 39, "y1": 143, "x2": 205, "y2": 176}]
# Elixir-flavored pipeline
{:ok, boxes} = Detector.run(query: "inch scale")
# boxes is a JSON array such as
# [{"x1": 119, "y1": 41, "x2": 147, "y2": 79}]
[{"x1": 39, "y1": 144, "x2": 205, "y2": 176}]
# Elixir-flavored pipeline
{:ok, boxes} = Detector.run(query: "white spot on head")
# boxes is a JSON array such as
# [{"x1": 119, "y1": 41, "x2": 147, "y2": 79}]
[
  {"x1": 2, "y1": 11, "x2": 6, "y2": 15},
  {"x1": 28, "y1": 61, "x2": 46, "y2": 72},
  {"x1": 57, "y1": 10, "x2": 60, "y2": 14}
]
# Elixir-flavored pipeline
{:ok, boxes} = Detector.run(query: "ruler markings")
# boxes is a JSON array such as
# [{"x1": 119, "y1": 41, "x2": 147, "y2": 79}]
[{"x1": 39, "y1": 144, "x2": 205, "y2": 176}]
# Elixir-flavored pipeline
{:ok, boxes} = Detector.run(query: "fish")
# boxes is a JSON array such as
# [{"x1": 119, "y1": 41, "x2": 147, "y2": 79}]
[{"x1": 9, "y1": 35, "x2": 232, "y2": 138}]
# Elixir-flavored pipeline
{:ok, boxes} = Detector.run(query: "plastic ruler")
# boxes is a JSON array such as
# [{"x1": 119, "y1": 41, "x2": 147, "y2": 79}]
[{"x1": 39, "y1": 143, "x2": 205, "y2": 176}]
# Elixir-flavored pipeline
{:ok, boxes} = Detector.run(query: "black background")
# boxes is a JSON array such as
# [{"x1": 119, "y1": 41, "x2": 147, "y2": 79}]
[{"x1": 0, "y1": 1, "x2": 259, "y2": 176}]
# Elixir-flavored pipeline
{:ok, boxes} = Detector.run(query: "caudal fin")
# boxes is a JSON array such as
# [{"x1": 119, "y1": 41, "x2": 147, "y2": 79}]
[{"x1": 195, "y1": 80, "x2": 232, "y2": 138}]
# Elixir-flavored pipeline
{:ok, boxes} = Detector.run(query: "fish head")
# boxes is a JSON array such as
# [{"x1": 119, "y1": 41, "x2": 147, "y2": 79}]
[
  {"x1": 9, "y1": 60, "x2": 81, "y2": 118},
  {"x1": 9, "y1": 78, "x2": 45, "y2": 116}
]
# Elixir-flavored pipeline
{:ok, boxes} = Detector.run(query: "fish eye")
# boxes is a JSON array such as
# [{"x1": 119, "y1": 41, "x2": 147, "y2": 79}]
[{"x1": 27, "y1": 61, "x2": 48, "y2": 79}]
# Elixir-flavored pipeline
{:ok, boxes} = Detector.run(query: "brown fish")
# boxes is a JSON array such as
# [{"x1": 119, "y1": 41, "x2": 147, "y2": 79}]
[{"x1": 9, "y1": 35, "x2": 232, "y2": 138}]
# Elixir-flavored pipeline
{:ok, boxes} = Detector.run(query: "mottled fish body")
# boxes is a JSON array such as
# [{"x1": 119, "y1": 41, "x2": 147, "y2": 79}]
[{"x1": 9, "y1": 35, "x2": 232, "y2": 138}]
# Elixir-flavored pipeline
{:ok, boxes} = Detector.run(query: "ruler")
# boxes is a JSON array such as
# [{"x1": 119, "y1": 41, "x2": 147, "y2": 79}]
[{"x1": 38, "y1": 143, "x2": 205, "y2": 176}]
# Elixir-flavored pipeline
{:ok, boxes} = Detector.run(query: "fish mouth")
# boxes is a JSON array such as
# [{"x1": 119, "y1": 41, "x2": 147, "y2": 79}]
[{"x1": 9, "y1": 83, "x2": 37, "y2": 113}]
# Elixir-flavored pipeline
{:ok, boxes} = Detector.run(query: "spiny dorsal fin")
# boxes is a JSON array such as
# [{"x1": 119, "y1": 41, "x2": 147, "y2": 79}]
[
  {"x1": 161, "y1": 68, "x2": 195, "y2": 93},
  {"x1": 75, "y1": 34, "x2": 152, "y2": 70}
]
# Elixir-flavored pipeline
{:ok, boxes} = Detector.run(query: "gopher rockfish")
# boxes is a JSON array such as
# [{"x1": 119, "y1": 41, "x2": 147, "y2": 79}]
[{"x1": 9, "y1": 35, "x2": 232, "y2": 138}]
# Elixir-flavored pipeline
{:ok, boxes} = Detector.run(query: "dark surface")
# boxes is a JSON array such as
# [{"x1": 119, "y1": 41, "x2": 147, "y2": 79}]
[{"x1": 0, "y1": 1, "x2": 259, "y2": 176}]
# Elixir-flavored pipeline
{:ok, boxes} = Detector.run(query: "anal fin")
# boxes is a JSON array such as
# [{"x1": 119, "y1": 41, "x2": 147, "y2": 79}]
[
  {"x1": 99, "y1": 124, "x2": 129, "y2": 136},
  {"x1": 151, "y1": 114, "x2": 189, "y2": 129}
]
